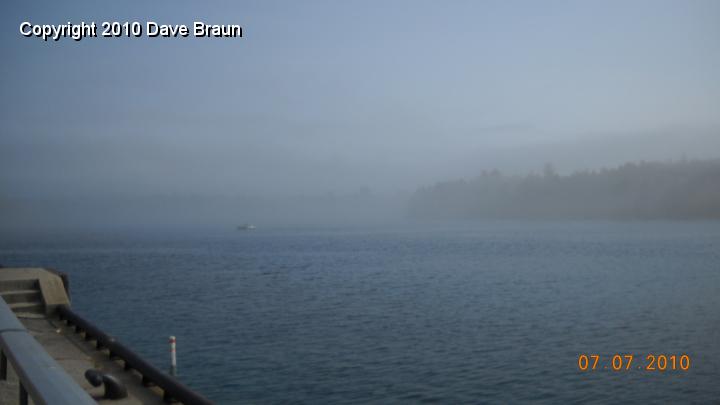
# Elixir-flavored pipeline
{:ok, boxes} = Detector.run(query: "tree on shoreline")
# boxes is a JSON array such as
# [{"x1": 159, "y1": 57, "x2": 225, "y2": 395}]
[{"x1": 409, "y1": 159, "x2": 720, "y2": 220}]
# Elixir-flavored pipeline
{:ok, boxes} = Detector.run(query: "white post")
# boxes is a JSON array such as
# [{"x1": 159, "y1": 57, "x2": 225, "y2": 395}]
[{"x1": 169, "y1": 336, "x2": 177, "y2": 376}]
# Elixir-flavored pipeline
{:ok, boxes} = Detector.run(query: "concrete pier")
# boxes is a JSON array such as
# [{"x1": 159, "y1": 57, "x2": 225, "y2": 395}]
[{"x1": 0, "y1": 268, "x2": 169, "y2": 404}]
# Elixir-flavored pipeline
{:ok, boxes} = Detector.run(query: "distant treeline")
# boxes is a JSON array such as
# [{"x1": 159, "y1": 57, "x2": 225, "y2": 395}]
[{"x1": 409, "y1": 159, "x2": 720, "y2": 219}]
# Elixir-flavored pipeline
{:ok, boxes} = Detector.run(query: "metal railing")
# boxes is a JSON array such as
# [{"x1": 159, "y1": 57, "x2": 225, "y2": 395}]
[
  {"x1": 0, "y1": 298, "x2": 96, "y2": 405},
  {"x1": 57, "y1": 305, "x2": 213, "y2": 405}
]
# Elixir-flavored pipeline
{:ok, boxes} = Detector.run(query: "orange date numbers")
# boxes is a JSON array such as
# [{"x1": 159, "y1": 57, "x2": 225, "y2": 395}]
[{"x1": 577, "y1": 354, "x2": 690, "y2": 371}]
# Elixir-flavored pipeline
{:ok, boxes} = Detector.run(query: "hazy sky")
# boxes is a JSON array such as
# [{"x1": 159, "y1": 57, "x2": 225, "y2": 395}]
[{"x1": 2, "y1": 0, "x2": 719, "y2": 203}]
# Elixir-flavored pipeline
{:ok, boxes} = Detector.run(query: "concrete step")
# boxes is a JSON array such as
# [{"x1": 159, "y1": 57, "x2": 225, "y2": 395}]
[
  {"x1": 8, "y1": 301, "x2": 44, "y2": 314},
  {"x1": 1, "y1": 289, "x2": 42, "y2": 304},
  {"x1": 0, "y1": 279, "x2": 39, "y2": 292}
]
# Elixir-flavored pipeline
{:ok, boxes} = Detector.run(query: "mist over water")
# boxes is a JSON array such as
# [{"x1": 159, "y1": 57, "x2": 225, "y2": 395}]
[{"x1": 2, "y1": 1, "x2": 720, "y2": 230}]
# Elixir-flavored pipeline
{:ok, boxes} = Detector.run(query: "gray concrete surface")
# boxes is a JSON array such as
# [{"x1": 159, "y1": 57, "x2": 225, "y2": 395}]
[
  {"x1": 0, "y1": 267, "x2": 70, "y2": 315},
  {"x1": 0, "y1": 268, "x2": 168, "y2": 405}
]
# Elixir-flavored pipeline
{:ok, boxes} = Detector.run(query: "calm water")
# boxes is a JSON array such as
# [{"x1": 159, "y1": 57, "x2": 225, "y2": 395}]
[{"x1": 1, "y1": 221, "x2": 719, "y2": 403}]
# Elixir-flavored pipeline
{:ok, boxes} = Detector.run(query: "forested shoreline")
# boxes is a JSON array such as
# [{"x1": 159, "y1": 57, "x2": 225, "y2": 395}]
[{"x1": 409, "y1": 159, "x2": 720, "y2": 220}]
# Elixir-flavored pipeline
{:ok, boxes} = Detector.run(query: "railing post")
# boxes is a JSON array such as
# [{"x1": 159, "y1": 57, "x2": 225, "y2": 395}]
[
  {"x1": 1, "y1": 350, "x2": 7, "y2": 380},
  {"x1": 19, "y1": 383, "x2": 28, "y2": 405}
]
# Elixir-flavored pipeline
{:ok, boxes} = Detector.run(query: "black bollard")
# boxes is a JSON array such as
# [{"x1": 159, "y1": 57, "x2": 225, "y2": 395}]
[{"x1": 84, "y1": 369, "x2": 128, "y2": 399}]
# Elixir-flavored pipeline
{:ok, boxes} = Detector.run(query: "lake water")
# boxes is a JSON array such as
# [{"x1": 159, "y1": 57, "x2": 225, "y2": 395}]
[{"x1": 1, "y1": 221, "x2": 719, "y2": 403}]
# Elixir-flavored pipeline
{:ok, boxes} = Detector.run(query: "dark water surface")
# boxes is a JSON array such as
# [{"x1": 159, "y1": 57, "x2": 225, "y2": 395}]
[{"x1": 1, "y1": 221, "x2": 719, "y2": 403}]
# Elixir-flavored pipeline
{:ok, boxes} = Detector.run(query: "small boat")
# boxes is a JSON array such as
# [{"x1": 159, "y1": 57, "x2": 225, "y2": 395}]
[{"x1": 237, "y1": 224, "x2": 256, "y2": 230}]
